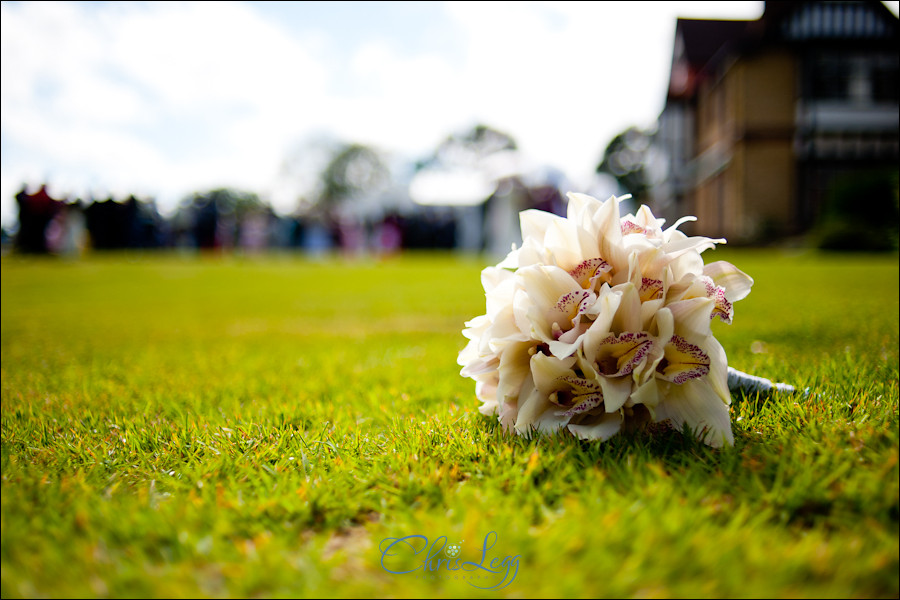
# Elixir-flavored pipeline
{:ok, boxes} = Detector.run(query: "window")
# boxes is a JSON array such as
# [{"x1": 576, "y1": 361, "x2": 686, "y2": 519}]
[{"x1": 810, "y1": 52, "x2": 899, "y2": 103}]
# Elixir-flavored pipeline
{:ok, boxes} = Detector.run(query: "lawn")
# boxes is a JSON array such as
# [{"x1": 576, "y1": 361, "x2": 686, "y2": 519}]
[{"x1": 1, "y1": 249, "x2": 898, "y2": 598}]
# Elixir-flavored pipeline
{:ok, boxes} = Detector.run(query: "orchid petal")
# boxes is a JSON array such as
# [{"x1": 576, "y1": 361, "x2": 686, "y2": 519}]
[
  {"x1": 461, "y1": 314, "x2": 490, "y2": 340},
  {"x1": 630, "y1": 377, "x2": 661, "y2": 415},
  {"x1": 548, "y1": 337, "x2": 586, "y2": 360},
  {"x1": 709, "y1": 284, "x2": 734, "y2": 324},
  {"x1": 652, "y1": 306, "x2": 675, "y2": 341},
  {"x1": 481, "y1": 265, "x2": 513, "y2": 295},
  {"x1": 498, "y1": 397, "x2": 518, "y2": 431},
  {"x1": 520, "y1": 265, "x2": 593, "y2": 325},
  {"x1": 519, "y1": 208, "x2": 561, "y2": 245},
  {"x1": 520, "y1": 266, "x2": 591, "y2": 344},
  {"x1": 457, "y1": 337, "x2": 479, "y2": 367},
  {"x1": 484, "y1": 272, "x2": 517, "y2": 318},
  {"x1": 594, "y1": 332, "x2": 654, "y2": 378},
  {"x1": 559, "y1": 392, "x2": 604, "y2": 417},
  {"x1": 475, "y1": 377, "x2": 498, "y2": 405},
  {"x1": 477, "y1": 399, "x2": 499, "y2": 417},
  {"x1": 662, "y1": 234, "x2": 725, "y2": 257},
  {"x1": 548, "y1": 318, "x2": 591, "y2": 359},
  {"x1": 704, "y1": 335, "x2": 732, "y2": 405},
  {"x1": 667, "y1": 296, "x2": 714, "y2": 339},
  {"x1": 496, "y1": 246, "x2": 519, "y2": 269},
  {"x1": 655, "y1": 379, "x2": 734, "y2": 447},
  {"x1": 512, "y1": 288, "x2": 532, "y2": 336},
  {"x1": 582, "y1": 283, "x2": 621, "y2": 328},
  {"x1": 518, "y1": 265, "x2": 565, "y2": 315},
  {"x1": 597, "y1": 375, "x2": 633, "y2": 413},
  {"x1": 664, "y1": 215, "x2": 697, "y2": 235},
  {"x1": 668, "y1": 248, "x2": 707, "y2": 281},
  {"x1": 459, "y1": 355, "x2": 497, "y2": 378},
  {"x1": 565, "y1": 192, "x2": 604, "y2": 231},
  {"x1": 590, "y1": 193, "x2": 623, "y2": 242},
  {"x1": 610, "y1": 282, "x2": 642, "y2": 334},
  {"x1": 638, "y1": 307, "x2": 674, "y2": 385},
  {"x1": 496, "y1": 341, "x2": 536, "y2": 402},
  {"x1": 567, "y1": 411, "x2": 624, "y2": 441},
  {"x1": 621, "y1": 220, "x2": 646, "y2": 235},
  {"x1": 531, "y1": 406, "x2": 573, "y2": 434},
  {"x1": 515, "y1": 239, "x2": 550, "y2": 269},
  {"x1": 633, "y1": 204, "x2": 666, "y2": 230},
  {"x1": 485, "y1": 313, "x2": 530, "y2": 351},
  {"x1": 639, "y1": 277, "x2": 664, "y2": 302},
  {"x1": 514, "y1": 376, "x2": 551, "y2": 434},
  {"x1": 544, "y1": 218, "x2": 598, "y2": 272},
  {"x1": 656, "y1": 335, "x2": 711, "y2": 384},
  {"x1": 569, "y1": 257, "x2": 612, "y2": 290},
  {"x1": 587, "y1": 195, "x2": 629, "y2": 277},
  {"x1": 530, "y1": 352, "x2": 577, "y2": 396},
  {"x1": 703, "y1": 261, "x2": 754, "y2": 302},
  {"x1": 554, "y1": 289, "x2": 594, "y2": 327},
  {"x1": 640, "y1": 298, "x2": 666, "y2": 332},
  {"x1": 558, "y1": 374, "x2": 603, "y2": 395}
]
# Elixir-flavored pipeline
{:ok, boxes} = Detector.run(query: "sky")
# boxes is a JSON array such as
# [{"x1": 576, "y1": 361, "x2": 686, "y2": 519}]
[{"x1": 2, "y1": 1, "x2": 898, "y2": 228}]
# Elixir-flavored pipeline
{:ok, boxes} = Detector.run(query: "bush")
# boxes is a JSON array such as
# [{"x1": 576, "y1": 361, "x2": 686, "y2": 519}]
[{"x1": 816, "y1": 169, "x2": 899, "y2": 251}]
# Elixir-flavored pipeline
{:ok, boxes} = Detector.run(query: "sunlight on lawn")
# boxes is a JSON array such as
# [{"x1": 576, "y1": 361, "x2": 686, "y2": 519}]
[{"x1": 1, "y1": 250, "x2": 897, "y2": 598}]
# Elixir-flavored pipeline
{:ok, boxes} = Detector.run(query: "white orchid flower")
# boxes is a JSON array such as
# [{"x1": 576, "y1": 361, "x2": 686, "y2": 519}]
[
  {"x1": 517, "y1": 264, "x2": 599, "y2": 359},
  {"x1": 459, "y1": 192, "x2": 764, "y2": 448},
  {"x1": 631, "y1": 305, "x2": 734, "y2": 447}
]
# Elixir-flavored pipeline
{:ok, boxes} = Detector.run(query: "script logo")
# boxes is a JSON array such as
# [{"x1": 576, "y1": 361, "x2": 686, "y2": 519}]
[{"x1": 379, "y1": 531, "x2": 519, "y2": 589}]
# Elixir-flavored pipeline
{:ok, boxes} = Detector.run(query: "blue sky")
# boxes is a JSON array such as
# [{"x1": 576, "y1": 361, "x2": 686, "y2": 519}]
[{"x1": 2, "y1": 1, "x2": 897, "y2": 227}]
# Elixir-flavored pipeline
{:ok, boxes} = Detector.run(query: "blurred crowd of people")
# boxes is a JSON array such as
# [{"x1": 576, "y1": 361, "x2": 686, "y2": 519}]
[{"x1": 6, "y1": 183, "x2": 472, "y2": 257}]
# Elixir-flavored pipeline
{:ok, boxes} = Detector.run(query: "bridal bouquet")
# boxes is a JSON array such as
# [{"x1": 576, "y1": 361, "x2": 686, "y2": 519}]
[{"x1": 458, "y1": 192, "x2": 754, "y2": 447}]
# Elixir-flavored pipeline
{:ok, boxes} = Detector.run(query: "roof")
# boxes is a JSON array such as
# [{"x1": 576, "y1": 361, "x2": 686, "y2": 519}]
[
  {"x1": 677, "y1": 18, "x2": 750, "y2": 69},
  {"x1": 665, "y1": 1, "x2": 899, "y2": 101}
]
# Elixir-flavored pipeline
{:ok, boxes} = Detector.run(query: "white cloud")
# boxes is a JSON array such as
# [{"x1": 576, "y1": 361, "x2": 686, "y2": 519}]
[
  {"x1": 436, "y1": 1, "x2": 766, "y2": 189},
  {"x1": 1, "y1": 0, "x2": 334, "y2": 224},
  {"x1": 1, "y1": 0, "x2": 805, "y2": 229}
]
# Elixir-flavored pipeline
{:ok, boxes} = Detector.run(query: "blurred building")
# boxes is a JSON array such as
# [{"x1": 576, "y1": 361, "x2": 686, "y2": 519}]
[{"x1": 655, "y1": 0, "x2": 898, "y2": 243}]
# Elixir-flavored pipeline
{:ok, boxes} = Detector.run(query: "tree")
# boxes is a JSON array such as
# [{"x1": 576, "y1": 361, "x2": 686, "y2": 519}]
[
  {"x1": 179, "y1": 187, "x2": 266, "y2": 249},
  {"x1": 815, "y1": 169, "x2": 899, "y2": 251},
  {"x1": 276, "y1": 136, "x2": 336, "y2": 213},
  {"x1": 420, "y1": 123, "x2": 518, "y2": 170},
  {"x1": 318, "y1": 143, "x2": 390, "y2": 207},
  {"x1": 189, "y1": 188, "x2": 264, "y2": 218},
  {"x1": 597, "y1": 126, "x2": 655, "y2": 205}
]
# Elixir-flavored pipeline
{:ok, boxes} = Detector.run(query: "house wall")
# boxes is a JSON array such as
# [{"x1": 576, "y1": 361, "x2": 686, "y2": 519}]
[
  {"x1": 691, "y1": 49, "x2": 798, "y2": 243},
  {"x1": 692, "y1": 58, "x2": 739, "y2": 240},
  {"x1": 738, "y1": 50, "x2": 798, "y2": 240},
  {"x1": 657, "y1": 4, "x2": 898, "y2": 245}
]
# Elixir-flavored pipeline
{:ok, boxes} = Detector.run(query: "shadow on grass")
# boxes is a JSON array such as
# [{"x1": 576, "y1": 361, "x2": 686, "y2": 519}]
[{"x1": 457, "y1": 402, "x2": 898, "y2": 532}]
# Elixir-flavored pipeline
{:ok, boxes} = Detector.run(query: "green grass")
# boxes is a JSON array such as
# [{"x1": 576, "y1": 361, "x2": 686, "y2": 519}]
[{"x1": 1, "y1": 249, "x2": 898, "y2": 599}]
